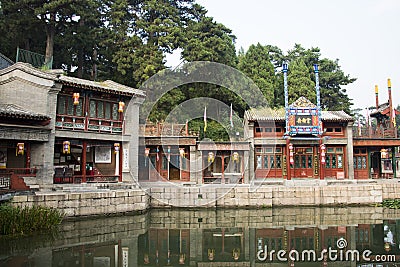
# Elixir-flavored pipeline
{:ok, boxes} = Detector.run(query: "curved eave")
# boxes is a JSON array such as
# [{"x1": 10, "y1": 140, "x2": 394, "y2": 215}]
[{"x1": 59, "y1": 80, "x2": 137, "y2": 97}]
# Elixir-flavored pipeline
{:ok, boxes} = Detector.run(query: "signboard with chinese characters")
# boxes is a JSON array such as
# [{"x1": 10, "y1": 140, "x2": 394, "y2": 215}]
[
  {"x1": 288, "y1": 108, "x2": 320, "y2": 135},
  {"x1": 313, "y1": 155, "x2": 319, "y2": 176}
]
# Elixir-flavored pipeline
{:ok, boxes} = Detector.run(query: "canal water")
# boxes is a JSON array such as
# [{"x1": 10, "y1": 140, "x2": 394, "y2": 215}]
[{"x1": 1, "y1": 206, "x2": 400, "y2": 267}]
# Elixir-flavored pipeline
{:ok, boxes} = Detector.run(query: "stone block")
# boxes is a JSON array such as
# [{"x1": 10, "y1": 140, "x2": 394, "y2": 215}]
[
  {"x1": 12, "y1": 195, "x2": 28, "y2": 203},
  {"x1": 45, "y1": 193, "x2": 67, "y2": 202}
]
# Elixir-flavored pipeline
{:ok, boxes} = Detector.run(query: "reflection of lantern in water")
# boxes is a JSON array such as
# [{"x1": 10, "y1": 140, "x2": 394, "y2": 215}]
[
  {"x1": 73, "y1": 93, "x2": 80, "y2": 105},
  {"x1": 232, "y1": 248, "x2": 240, "y2": 260},
  {"x1": 208, "y1": 152, "x2": 215, "y2": 163},
  {"x1": 16, "y1": 143, "x2": 24, "y2": 156},
  {"x1": 63, "y1": 141, "x2": 70, "y2": 154},
  {"x1": 384, "y1": 242, "x2": 391, "y2": 252},
  {"x1": 179, "y1": 253, "x2": 185, "y2": 264},
  {"x1": 207, "y1": 249, "x2": 215, "y2": 261}
]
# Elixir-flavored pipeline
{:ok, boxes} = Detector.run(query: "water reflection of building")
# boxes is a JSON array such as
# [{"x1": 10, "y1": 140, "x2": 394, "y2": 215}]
[
  {"x1": 4, "y1": 208, "x2": 400, "y2": 267},
  {"x1": 137, "y1": 229, "x2": 190, "y2": 266}
]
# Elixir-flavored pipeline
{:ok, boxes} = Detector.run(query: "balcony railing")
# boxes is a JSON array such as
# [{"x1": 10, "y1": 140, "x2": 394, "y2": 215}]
[
  {"x1": 56, "y1": 114, "x2": 123, "y2": 134},
  {"x1": 353, "y1": 126, "x2": 397, "y2": 138},
  {"x1": 140, "y1": 122, "x2": 199, "y2": 137}
]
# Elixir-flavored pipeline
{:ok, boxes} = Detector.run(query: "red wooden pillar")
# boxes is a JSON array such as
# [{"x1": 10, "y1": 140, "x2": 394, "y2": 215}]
[
  {"x1": 286, "y1": 139, "x2": 291, "y2": 180},
  {"x1": 320, "y1": 140, "x2": 325, "y2": 180},
  {"x1": 82, "y1": 141, "x2": 87, "y2": 183}
]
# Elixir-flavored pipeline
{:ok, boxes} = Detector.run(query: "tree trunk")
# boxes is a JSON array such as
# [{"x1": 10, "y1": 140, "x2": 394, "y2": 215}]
[
  {"x1": 77, "y1": 18, "x2": 85, "y2": 78},
  {"x1": 44, "y1": 13, "x2": 55, "y2": 68},
  {"x1": 91, "y1": 49, "x2": 98, "y2": 81}
]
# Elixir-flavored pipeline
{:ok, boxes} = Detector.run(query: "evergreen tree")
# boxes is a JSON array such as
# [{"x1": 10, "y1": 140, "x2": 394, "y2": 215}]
[
  {"x1": 238, "y1": 43, "x2": 276, "y2": 106},
  {"x1": 287, "y1": 58, "x2": 315, "y2": 104}
]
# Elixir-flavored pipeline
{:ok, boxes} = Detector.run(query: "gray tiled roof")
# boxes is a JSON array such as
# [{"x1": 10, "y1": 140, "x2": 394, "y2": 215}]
[
  {"x1": 0, "y1": 104, "x2": 50, "y2": 120},
  {"x1": 245, "y1": 107, "x2": 353, "y2": 122},
  {"x1": 59, "y1": 76, "x2": 145, "y2": 97},
  {"x1": 0, "y1": 62, "x2": 145, "y2": 97}
]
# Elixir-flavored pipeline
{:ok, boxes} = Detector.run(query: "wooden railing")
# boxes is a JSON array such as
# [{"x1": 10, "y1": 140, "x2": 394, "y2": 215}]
[
  {"x1": 54, "y1": 175, "x2": 119, "y2": 184},
  {"x1": 55, "y1": 114, "x2": 123, "y2": 134},
  {"x1": 0, "y1": 168, "x2": 37, "y2": 176},
  {"x1": 139, "y1": 122, "x2": 198, "y2": 137},
  {"x1": 353, "y1": 126, "x2": 397, "y2": 138},
  {"x1": 0, "y1": 175, "x2": 10, "y2": 189}
]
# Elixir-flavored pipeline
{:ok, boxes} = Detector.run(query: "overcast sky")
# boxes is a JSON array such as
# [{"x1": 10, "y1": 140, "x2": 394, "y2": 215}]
[{"x1": 168, "y1": 0, "x2": 400, "y2": 111}]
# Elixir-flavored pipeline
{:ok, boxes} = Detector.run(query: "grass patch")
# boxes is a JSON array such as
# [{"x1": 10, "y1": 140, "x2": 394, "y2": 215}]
[
  {"x1": 380, "y1": 199, "x2": 400, "y2": 209},
  {"x1": 0, "y1": 204, "x2": 64, "y2": 236}
]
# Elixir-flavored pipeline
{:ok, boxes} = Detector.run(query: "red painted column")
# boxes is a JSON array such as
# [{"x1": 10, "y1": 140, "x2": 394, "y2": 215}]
[{"x1": 286, "y1": 139, "x2": 291, "y2": 180}]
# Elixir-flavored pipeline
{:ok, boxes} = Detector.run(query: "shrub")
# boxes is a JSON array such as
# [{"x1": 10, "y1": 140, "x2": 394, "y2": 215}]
[{"x1": 0, "y1": 204, "x2": 64, "y2": 236}]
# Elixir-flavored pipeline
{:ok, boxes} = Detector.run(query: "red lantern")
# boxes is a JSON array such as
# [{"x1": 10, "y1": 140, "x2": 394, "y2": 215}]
[
  {"x1": 208, "y1": 152, "x2": 215, "y2": 163},
  {"x1": 232, "y1": 152, "x2": 239, "y2": 162},
  {"x1": 179, "y1": 148, "x2": 185, "y2": 158},
  {"x1": 63, "y1": 141, "x2": 70, "y2": 154},
  {"x1": 114, "y1": 143, "x2": 120, "y2": 154},
  {"x1": 320, "y1": 144, "x2": 326, "y2": 164},
  {"x1": 73, "y1": 93, "x2": 80, "y2": 105},
  {"x1": 144, "y1": 147, "x2": 150, "y2": 157},
  {"x1": 288, "y1": 143, "x2": 294, "y2": 165},
  {"x1": 16, "y1": 143, "x2": 24, "y2": 156},
  {"x1": 118, "y1": 101, "x2": 125, "y2": 113}
]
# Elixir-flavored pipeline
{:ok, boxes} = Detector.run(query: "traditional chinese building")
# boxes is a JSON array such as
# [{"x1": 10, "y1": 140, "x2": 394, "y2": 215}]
[
  {"x1": 244, "y1": 97, "x2": 354, "y2": 180},
  {"x1": 138, "y1": 122, "x2": 197, "y2": 183},
  {"x1": 352, "y1": 80, "x2": 400, "y2": 179},
  {"x1": 0, "y1": 62, "x2": 145, "y2": 190}
]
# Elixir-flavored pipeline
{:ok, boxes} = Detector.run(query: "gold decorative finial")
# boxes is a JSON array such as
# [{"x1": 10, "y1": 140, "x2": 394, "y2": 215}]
[
  {"x1": 388, "y1": 79, "x2": 392, "y2": 88},
  {"x1": 375, "y1": 85, "x2": 379, "y2": 94}
]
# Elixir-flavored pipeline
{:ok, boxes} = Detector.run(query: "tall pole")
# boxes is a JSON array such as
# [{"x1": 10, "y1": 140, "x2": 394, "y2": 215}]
[
  {"x1": 314, "y1": 64, "x2": 322, "y2": 136},
  {"x1": 283, "y1": 62, "x2": 291, "y2": 180},
  {"x1": 388, "y1": 79, "x2": 393, "y2": 127},
  {"x1": 283, "y1": 62, "x2": 289, "y2": 135},
  {"x1": 314, "y1": 64, "x2": 324, "y2": 180},
  {"x1": 375, "y1": 85, "x2": 379, "y2": 110}
]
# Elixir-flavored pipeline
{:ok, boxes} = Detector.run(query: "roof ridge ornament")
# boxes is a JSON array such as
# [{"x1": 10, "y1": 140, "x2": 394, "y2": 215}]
[{"x1": 290, "y1": 96, "x2": 317, "y2": 108}]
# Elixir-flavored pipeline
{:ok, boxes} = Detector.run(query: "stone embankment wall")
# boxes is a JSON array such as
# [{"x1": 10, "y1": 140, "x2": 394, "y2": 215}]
[
  {"x1": 11, "y1": 189, "x2": 149, "y2": 217},
  {"x1": 9, "y1": 182, "x2": 400, "y2": 217}
]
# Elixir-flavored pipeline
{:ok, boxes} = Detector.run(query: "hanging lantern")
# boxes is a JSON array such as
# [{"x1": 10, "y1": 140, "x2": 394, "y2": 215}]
[
  {"x1": 16, "y1": 143, "x2": 24, "y2": 156},
  {"x1": 381, "y1": 148, "x2": 389, "y2": 159},
  {"x1": 208, "y1": 152, "x2": 215, "y2": 163},
  {"x1": 118, "y1": 101, "x2": 125, "y2": 113},
  {"x1": 73, "y1": 93, "x2": 80, "y2": 105},
  {"x1": 288, "y1": 143, "x2": 294, "y2": 165},
  {"x1": 166, "y1": 146, "x2": 171, "y2": 161},
  {"x1": 114, "y1": 143, "x2": 120, "y2": 154},
  {"x1": 179, "y1": 147, "x2": 185, "y2": 158},
  {"x1": 320, "y1": 144, "x2": 326, "y2": 164},
  {"x1": 63, "y1": 141, "x2": 70, "y2": 154},
  {"x1": 232, "y1": 152, "x2": 239, "y2": 162},
  {"x1": 144, "y1": 147, "x2": 150, "y2": 157}
]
